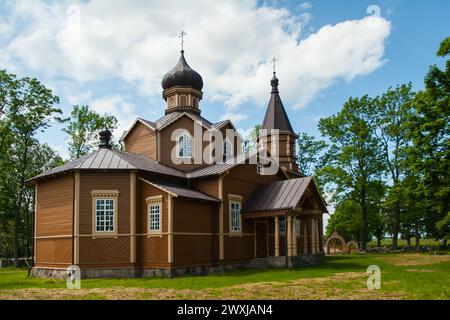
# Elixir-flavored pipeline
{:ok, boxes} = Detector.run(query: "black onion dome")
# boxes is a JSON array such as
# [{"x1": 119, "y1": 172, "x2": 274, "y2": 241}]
[{"x1": 161, "y1": 50, "x2": 203, "y2": 91}]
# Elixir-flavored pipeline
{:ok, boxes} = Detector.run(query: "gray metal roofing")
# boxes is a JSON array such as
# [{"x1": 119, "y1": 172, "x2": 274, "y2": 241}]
[
  {"x1": 186, "y1": 151, "x2": 256, "y2": 178},
  {"x1": 140, "y1": 178, "x2": 220, "y2": 203},
  {"x1": 137, "y1": 113, "x2": 228, "y2": 132},
  {"x1": 241, "y1": 177, "x2": 312, "y2": 213},
  {"x1": 29, "y1": 148, "x2": 186, "y2": 181}
]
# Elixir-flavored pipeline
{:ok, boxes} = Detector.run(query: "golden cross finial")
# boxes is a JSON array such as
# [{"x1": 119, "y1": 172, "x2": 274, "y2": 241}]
[
  {"x1": 271, "y1": 57, "x2": 278, "y2": 73},
  {"x1": 179, "y1": 30, "x2": 187, "y2": 51}
]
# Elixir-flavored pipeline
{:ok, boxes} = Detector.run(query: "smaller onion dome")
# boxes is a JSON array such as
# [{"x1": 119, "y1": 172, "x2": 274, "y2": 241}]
[
  {"x1": 98, "y1": 127, "x2": 112, "y2": 149},
  {"x1": 161, "y1": 50, "x2": 203, "y2": 91}
]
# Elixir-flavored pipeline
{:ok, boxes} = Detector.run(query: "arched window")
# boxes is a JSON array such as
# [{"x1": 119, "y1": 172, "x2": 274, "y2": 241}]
[
  {"x1": 179, "y1": 95, "x2": 187, "y2": 107},
  {"x1": 224, "y1": 138, "x2": 232, "y2": 157},
  {"x1": 177, "y1": 133, "x2": 192, "y2": 158}
]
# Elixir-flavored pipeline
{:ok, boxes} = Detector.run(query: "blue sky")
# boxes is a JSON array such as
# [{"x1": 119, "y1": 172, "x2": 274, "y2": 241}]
[{"x1": 0, "y1": 0, "x2": 449, "y2": 158}]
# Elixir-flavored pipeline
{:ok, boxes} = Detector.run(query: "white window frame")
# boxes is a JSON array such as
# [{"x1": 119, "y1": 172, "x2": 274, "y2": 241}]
[
  {"x1": 224, "y1": 138, "x2": 233, "y2": 157},
  {"x1": 177, "y1": 132, "x2": 193, "y2": 158},
  {"x1": 91, "y1": 190, "x2": 119, "y2": 236},
  {"x1": 279, "y1": 217, "x2": 286, "y2": 235},
  {"x1": 146, "y1": 195, "x2": 163, "y2": 234},
  {"x1": 229, "y1": 194, "x2": 243, "y2": 233}
]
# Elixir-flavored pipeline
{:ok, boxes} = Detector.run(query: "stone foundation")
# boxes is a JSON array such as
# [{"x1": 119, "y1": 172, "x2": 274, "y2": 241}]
[
  {"x1": 31, "y1": 263, "x2": 247, "y2": 279},
  {"x1": 267, "y1": 253, "x2": 325, "y2": 268}
]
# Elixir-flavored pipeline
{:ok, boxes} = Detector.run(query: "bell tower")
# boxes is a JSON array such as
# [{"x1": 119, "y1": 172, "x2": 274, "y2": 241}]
[{"x1": 259, "y1": 71, "x2": 299, "y2": 174}]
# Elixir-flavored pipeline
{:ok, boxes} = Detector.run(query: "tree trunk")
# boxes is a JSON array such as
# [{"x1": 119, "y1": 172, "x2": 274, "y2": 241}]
[
  {"x1": 414, "y1": 224, "x2": 420, "y2": 250},
  {"x1": 392, "y1": 200, "x2": 401, "y2": 250},
  {"x1": 377, "y1": 235, "x2": 381, "y2": 247},
  {"x1": 360, "y1": 189, "x2": 368, "y2": 251},
  {"x1": 13, "y1": 207, "x2": 20, "y2": 267},
  {"x1": 406, "y1": 237, "x2": 411, "y2": 247}
]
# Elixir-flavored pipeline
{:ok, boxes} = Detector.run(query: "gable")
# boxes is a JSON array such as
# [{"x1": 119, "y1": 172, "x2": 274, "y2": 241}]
[{"x1": 123, "y1": 121, "x2": 157, "y2": 159}]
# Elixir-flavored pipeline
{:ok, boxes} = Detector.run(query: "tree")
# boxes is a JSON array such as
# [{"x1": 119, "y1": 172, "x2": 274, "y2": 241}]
[
  {"x1": 296, "y1": 132, "x2": 327, "y2": 176},
  {"x1": 62, "y1": 105, "x2": 118, "y2": 159},
  {"x1": 370, "y1": 84, "x2": 415, "y2": 249},
  {"x1": 319, "y1": 96, "x2": 385, "y2": 250},
  {"x1": 0, "y1": 70, "x2": 62, "y2": 265},
  {"x1": 325, "y1": 199, "x2": 361, "y2": 241},
  {"x1": 403, "y1": 37, "x2": 450, "y2": 244}
]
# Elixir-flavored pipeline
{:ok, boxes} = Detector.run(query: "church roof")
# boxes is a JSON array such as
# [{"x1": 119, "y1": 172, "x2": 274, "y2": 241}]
[
  {"x1": 242, "y1": 177, "x2": 327, "y2": 213},
  {"x1": 161, "y1": 50, "x2": 203, "y2": 91},
  {"x1": 261, "y1": 73, "x2": 296, "y2": 135},
  {"x1": 139, "y1": 178, "x2": 220, "y2": 203},
  {"x1": 121, "y1": 113, "x2": 242, "y2": 142},
  {"x1": 28, "y1": 148, "x2": 186, "y2": 183}
]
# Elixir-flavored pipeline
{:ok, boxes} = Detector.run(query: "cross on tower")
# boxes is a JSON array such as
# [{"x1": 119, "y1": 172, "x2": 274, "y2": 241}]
[
  {"x1": 179, "y1": 30, "x2": 187, "y2": 51},
  {"x1": 271, "y1": 57, "x2": 278, "y2": 73}
]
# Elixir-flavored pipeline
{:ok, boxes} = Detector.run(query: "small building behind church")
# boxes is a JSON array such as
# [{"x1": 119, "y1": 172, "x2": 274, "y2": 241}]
[{"x1": 29, "y1": 49, "x2": 327, "y2": 278}]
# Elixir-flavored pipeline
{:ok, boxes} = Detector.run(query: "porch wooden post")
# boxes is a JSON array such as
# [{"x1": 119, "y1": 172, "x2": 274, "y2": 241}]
[
  {"x1": 287, "y1": 216, "x2": 293, "y2": 257},
  {"x1": 315, "y1": 218, "x2": 320, "y2": 254},
  {"x1": 303, "y1": 219, "x2": 308, "y2": 254},
  {"x1": 311, "y1": 218, "x2": 316, "y2": 254},
  {"x1": 292, "y1": 216, "x2": 297, "y2": 256},
  {"x1": 274, "y1": 216, "x2": 280, "y2": 257}
]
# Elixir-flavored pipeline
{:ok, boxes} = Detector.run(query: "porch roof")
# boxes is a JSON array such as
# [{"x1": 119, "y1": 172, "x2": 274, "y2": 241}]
[{"x1": 241, "y1": 177, "x2": 327, "y2": 214}]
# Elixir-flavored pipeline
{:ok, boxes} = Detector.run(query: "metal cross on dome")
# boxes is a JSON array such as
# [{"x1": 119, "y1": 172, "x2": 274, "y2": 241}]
[
  {"x1": 179, "y1": 30, "x2": 187, "y2": 51},
  {"x1": 271, "y1": 57, "x2": 278, "y2": 73}
]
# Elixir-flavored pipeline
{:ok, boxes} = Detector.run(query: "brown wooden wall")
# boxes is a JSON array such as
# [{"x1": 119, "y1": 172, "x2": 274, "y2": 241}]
[
  {"x1": 192, "y1": 177, "x2": 219, "y2": 198},
  {"x1": 172, "y1": 197, "x2": 218, "y2": 267},
  {"x1": 159, "y1": 116, "x2": 207, "y2": 171},
  {"x1": 136, "y1": 180, "x2": 169, "y2": 268},
  {"x1": 123, "y1": 122, "x2": 157, "y2": 159},
  {"x1": 35, "y1": 174, "x2": 74, "y2": 267},
  {"x1": 222, "y1": 164, "x2": 286, "y2": 262},
  {"x1": 78, "y1": 171, "x2": 132, "y2": 268}
]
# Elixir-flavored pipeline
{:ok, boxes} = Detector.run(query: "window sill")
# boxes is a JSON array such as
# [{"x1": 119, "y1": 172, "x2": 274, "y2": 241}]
[{"x1": 92, "y1": 234, "x2": 118, "y2": 239}]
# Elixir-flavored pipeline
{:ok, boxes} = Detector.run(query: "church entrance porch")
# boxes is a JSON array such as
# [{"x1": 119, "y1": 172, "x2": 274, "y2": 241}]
[
  {"x1": 243, "y1": 208, "x2": 325, "y2": 268},
  {"x1": 255, "y1": 222, "x2": 269, "y2": 258}
]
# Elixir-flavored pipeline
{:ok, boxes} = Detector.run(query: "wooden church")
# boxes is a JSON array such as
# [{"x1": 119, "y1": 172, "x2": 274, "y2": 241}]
[{"x1": 29, "y1": 49, "x2": 327, "y2": 278}]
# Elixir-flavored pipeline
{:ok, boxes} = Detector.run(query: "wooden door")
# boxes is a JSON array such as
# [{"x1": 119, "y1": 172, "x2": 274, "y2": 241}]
[{"x1": 255, "y1": 222, "x2": 268, "y2": 258}]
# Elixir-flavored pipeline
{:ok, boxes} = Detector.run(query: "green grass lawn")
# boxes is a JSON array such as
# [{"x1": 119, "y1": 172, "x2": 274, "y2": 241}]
[{"x1": 0, "y1": 253, "x2": 449, "y2": 300}]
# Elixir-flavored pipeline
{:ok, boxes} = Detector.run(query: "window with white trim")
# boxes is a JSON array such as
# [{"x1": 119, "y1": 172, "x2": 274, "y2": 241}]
[
  {"x1": 230, "y1": 200, "x2": 241, "y2": 232},
  {"x1": 279, "y1": 217, "x2": 286, "y2": 235},
  {"x1": 149, "y1": 203, "x2": 161, "y2": 232},
  {"x1": 177, "y1": 133, "x2": 192, "y2": 158},
  {"x1": 91, "y1": 190, "x2": 119, "y2": 235},
  {"x1": 224, "y1": 139, "x2": 232, "y2": 157},
  {"x1": 95, "y1": 198, "x2": 115, "y2": 232}
]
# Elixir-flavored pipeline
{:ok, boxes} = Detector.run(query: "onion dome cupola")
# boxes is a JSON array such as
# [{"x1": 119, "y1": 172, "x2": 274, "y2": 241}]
[
  {"x1": 260, "y1": 71, "x2": 299, "y2": 173},
  {"x1": 161, "y1": 50, "x2": 204, "y2": 115},
  {"x1": 98, "y1": 127, "x2": 112, "y2": 150}
]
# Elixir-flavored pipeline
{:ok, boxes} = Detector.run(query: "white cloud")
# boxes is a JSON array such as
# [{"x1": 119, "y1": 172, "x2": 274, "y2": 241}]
[
  {"x1": 1, "y1": 0, "x2": 391, "y2": 114},
  {"x1": 220, "y1": 112, "x2": 248, "y2": 124},
  {"x1": 299, "y1": 2, "x2": 312, "y2": 11},
  {"x1": 89, "y1": 94, "x2": 138, "y2": 137}
]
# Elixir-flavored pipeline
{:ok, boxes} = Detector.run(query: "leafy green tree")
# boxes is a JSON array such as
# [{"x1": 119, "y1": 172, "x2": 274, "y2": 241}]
[
  {"x1": 319, "y1": 96, "x2": 385, "y2": 250},
  {"x1": 326, "y1": 199, "x2": 361, "y2": 241},
  {"x1": 0, "y1": 70, "x2": 62, "y2": 265},
  {"x1": 62, "y1": 105, "x2": 118, "y2": 159},
  {"x1": 369, "y1": 83, "x2": 415, "y2": 249},
  {"x1": 403, "y1": 37, "x2": 450, "y2": 244},
  {"x1": 296, "y1": 132, "x2": 327, "y2": 177}
]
